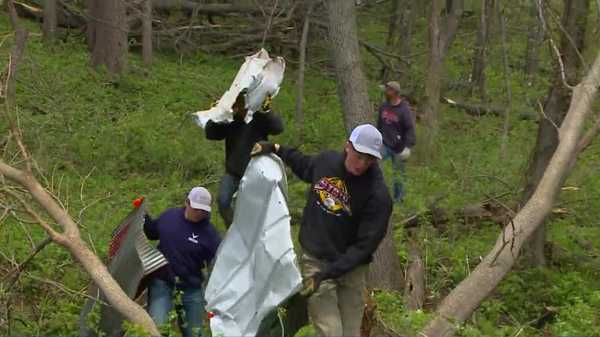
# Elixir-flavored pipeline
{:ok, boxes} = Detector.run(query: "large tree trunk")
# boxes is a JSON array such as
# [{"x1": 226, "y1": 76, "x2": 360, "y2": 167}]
[
  {"x1": 142, "y1": 0, "x2": 153, "y2": 66},
  {"x1": 42, "y1": 0, "x2": 57, "y2": 43},
  {"x1": 326, "y1": 0, "x2": 404, "y2": 292},
  {"x1": 521, "y1": 0, "x2": 589, "y2": 268},
  {"x1": 325, "y1": 0, "x2": 372, "y2": 131},
  {"x1": 295, "y1": 1, "x2": 314, "y2": 124},
  {"x1": 422, "y1": 0, "x2": 443, "y2": 154},
  {"x1": 88, "y1": 0, "x2": 128, "y2": 76},
  {"x1": 525, "y1": 0, "x2": 544, "y2": 83},
  {"x1": 382, "y1": 0, "x2": 413, "y2": 83},
  {"x1": 470, "y1": 0, "x2": 493, "y2": 99},
  {"x1": 421, "y1": 49, "x2": 600, "y2": 337},
  {"x1": 367, "y1": 222, "x2": 404, "y2": 292},
  {"x1": 440, "y1": 0, "x2": 463, "y2": 58}
]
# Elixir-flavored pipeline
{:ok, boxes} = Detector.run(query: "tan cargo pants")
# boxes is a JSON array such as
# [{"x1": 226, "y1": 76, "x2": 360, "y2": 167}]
[{"x1": 302, "y1": 254, "x2": 368, "y2": 337}]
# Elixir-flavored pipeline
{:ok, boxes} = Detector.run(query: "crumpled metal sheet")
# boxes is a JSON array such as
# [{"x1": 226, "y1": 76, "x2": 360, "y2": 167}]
[
  {"x1": 79, "y1": 201, "x2": 168, "y2": 336},
  {"x1": 205, "y1": 154, "x2": 302, "y2": 336},
  {"x1": 194, "y1": 49, "x2": 285, "y2": 127}
]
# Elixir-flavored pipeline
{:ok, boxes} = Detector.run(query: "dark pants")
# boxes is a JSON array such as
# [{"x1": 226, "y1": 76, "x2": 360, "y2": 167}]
[
  {"x1": 382, "y1": 145, "x2": 406, "y2": 202},
  {"x1": 217, "y1": 173, "x2": 240, "y2": 228},
  {"x1": 147, "y1": 278, "x2": 205, "y2": 336}
]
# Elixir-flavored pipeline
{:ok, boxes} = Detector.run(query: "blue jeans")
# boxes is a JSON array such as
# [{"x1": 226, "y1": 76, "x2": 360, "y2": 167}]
[
  {"x1": 382, "y1": 145, "x2": 406, "y2": 202},
  {"x1": 217, "y1": 173, "x2": 240, "y2": 228},
  {"x1": 147, "y1": 278, "x2": 205, "y2": 337}
]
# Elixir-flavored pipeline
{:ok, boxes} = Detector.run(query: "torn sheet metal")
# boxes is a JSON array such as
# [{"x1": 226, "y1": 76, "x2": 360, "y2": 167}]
[
  {"x1": 79, "y1": 201, "x2": 167, "y2": 336},
  {"x1": 194, "y1": 49, "x2": 285, "y2": 127},
  {"x1": 205, "y1": 154, "x2": 302, "y2": 336}
]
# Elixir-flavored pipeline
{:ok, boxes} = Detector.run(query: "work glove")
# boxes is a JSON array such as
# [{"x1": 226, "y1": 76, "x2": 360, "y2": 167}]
[
  {"x1": 251, "y1": 141, "x2": 279, "y2": 157},
  {"x1": 300, "y1": 272, "x2": 324, "y2": 297},
  {"x1": 398, "y1": 147, "x2": 411, "y2": 160},
  {"x1": 261, "y1": 95, "x2": 273, "y2": 112}
]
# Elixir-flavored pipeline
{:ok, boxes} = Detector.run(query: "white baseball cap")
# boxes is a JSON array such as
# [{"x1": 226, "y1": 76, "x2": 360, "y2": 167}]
[
  {"x1": 188, "y1": 187, "x2": 212, "y2": 212},
  {"x1": 348, "y1": 124, "x2": 383, "y2": 159}
]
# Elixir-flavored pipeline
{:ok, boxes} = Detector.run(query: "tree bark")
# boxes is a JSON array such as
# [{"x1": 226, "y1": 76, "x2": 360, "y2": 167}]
[
  {"x1": 325, "y1": 0, "x2": 372, "y2": 132},
  {"x1": 42, "y1": 0, "x2": 57, "y2": 43},
  {"x1": 295, "y1": 1, "x2": 314, "y2": 124},
  {"x1": 422, "y1": 0, "x2": 443, "y2": 154},
  {"x1": 521, "y1": 0, "x2": 589, "y2": 268},
  {"x1": 404, "y1": 230, "x2": 425, "y2": 310},
  {"x1": 421, "y1": 49, "x2": 600, "y2": 337},
  {"x1": 142, "y1": 0, "x2": 153, "y2": 66},
  {"x1": 470, "y1": 0, "x2": 493, "y2": 99},
  {"x1": 440, "y1": 0, "x2": 463, "y2": 58},
  {"x1": 525, "y1": 0, "x2": 543, "y2": 83},
  {"x1": 382, "y1": 0, "x2": 413, "y2": 83},
  {"x1": 367, "y1": 221, "x2": 404, "y2": 292},
  {"x1": 88, "y1": 0, "x2": 128, "y2": 76}
]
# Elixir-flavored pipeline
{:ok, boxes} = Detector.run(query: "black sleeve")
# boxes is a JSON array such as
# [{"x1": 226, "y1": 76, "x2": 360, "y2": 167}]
[
  {"x1": 400, "y1": 105, "x2": 416, "y2": 148},
  {"x1": 253, "y1": 111, "x2": 284, "y2": 136},
  {"x1": 205, "y1": 120, "x2": 229, "y2": 140},
  {"x1": 143, "y1": 213, "x2": 159, "y2": 240},
  {"x1": 321, "y1": 187, "x2": 393, "y2": 280},
  {"x1": 277, "y1": 146, "x2": 316, "y2": 183}
]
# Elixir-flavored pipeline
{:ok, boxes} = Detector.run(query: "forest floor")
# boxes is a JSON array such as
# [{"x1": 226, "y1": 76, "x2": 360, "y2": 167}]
[{"x1": 1, "y1": 5, "x2": 600, "y2": 337}]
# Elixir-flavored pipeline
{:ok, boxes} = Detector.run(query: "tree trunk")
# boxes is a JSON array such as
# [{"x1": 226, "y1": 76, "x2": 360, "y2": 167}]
[
  {"x1": 422, "y1": 0, "x2": 443, "y2": 154},
  {"x1": 470, "y1": 0, "x2": 493, "y2": 99},
  {"x1": 367, "y1": 221, "x2": 404, "y2": 292},
  {"x1": 142, "y1": 0, "x2": 153, "y2": 66},
  {"x1": 440, "y1": 0, "x2": 463, "y2": 58},
  {"x1": 42, "y1": 0, "x2": 57, "y2": 43},
  {"x1": 382, "y1": 0, "x2": 413, "y2": 83},
  {"x1": 88, "y1": 0, "x2": 128, "y2": 76},
  {"x1": 421, "y1": 49, "x2": 600, "y2": 337},
  {"x1": 525, "y1": 0, "x2": 543, "y2": 83},
  {"x1": 325, "y1": 0, "x2": 372, "y2": 132},
  {"x1": 325, "y1": 0, "x2": 404, "y2": 292},
  {"x1": 404, "y1": 229, "x2": 425, "y2": 310},
  {"x1": 295, "y1": 1, "x2": 314, "y2": 124},
  {"x1": 521, "y1": 0, "x2": 589, "y2": 268}
]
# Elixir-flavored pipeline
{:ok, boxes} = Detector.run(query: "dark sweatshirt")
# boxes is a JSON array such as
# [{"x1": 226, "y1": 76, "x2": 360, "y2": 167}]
[
  {"x1": 205, "y1": 111, "x2": 284, "y2": 178},
  {"x1": 377, "y1": 100, "x2": 416, "y2": 153},
  {"x1": 143, "y1": 208, "x2": 221, "y2": 287},
  {"x1": 278, "y1": 147, "x2": 393, "y2": 280}
]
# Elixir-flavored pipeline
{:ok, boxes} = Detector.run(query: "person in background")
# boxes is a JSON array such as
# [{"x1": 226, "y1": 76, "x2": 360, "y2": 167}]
[
  {"x1": 251, "y1": 124, "x2": 393, "y2": 337},
  {"x1": 143, "y1": 187, "x2": 221, "y2": 337},
  {"x1": 377, "y1": 81, "x2": 416, "y2": 203},
  {"x1": 205, "y1": 94, "x2": 284, "y2": 227}
]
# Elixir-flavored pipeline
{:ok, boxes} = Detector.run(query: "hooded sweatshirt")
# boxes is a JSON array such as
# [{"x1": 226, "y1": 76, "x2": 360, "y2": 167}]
[
  {"x1": 205, "y1": 111, "x2": 284, "y2": 179},
  {"x1": 377, "y1": 100, "x2": 416, "y2": 153},
  {"x1": 143, "y1": 207, "x2": 221, "y2": 287},
  {"x1": 278, "y1": 146, "x2": 393, "y2": 280}
]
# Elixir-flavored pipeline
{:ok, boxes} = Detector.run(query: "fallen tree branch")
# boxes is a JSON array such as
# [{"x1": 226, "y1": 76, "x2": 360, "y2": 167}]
[
  {"x1": 3, "y1": 236, "x2": 52, "y2": 290},
  {"x1": 421, "y1": 49, "x2": 600, "y2": 337},
  {"x1": 0, "y1": 3, "x2": 159, "y2": 334},
  {"x1": 442, "y1": 97, "x2": 537, "y2": 120}
]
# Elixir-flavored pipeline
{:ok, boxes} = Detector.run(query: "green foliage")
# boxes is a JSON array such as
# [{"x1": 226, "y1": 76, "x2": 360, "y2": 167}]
[{"x1": 1, "y1": 1, "x2": 600, "y2": 336}]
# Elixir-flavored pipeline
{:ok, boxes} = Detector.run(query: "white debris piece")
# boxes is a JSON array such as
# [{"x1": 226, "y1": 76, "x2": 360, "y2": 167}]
[
  {"x1": 204, "y1": 154, "x2": 302, "y2": 337},
  {"x1": 194, "y1": 49, "x2": 285, "y2": 127}
]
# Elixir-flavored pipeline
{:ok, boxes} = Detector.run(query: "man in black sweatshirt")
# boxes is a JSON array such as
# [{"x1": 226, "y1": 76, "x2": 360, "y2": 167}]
[
  {"x1": 205, "y1": 96, "x2": 283, "y2": 227},
  {"x1": 251, "y1": 124, "x2": 393, "y2": 336}
]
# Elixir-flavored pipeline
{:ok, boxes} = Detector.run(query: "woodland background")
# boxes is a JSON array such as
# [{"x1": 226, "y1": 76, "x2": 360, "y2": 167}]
[{"x1": 1, "y1": 0, "x2": 600, "y2": 336}]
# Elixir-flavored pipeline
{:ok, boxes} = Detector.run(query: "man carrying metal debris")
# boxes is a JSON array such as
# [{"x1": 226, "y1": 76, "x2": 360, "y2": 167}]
[
  {"x1": 205, "y1": 94, "x2": 284, "y2": 227},
  {"x1": 143, "y1": 186, "x2": 221, "y2": 336},
  {"x1": 251, "y1": 124, "x2": 393, "y2": 336}
]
